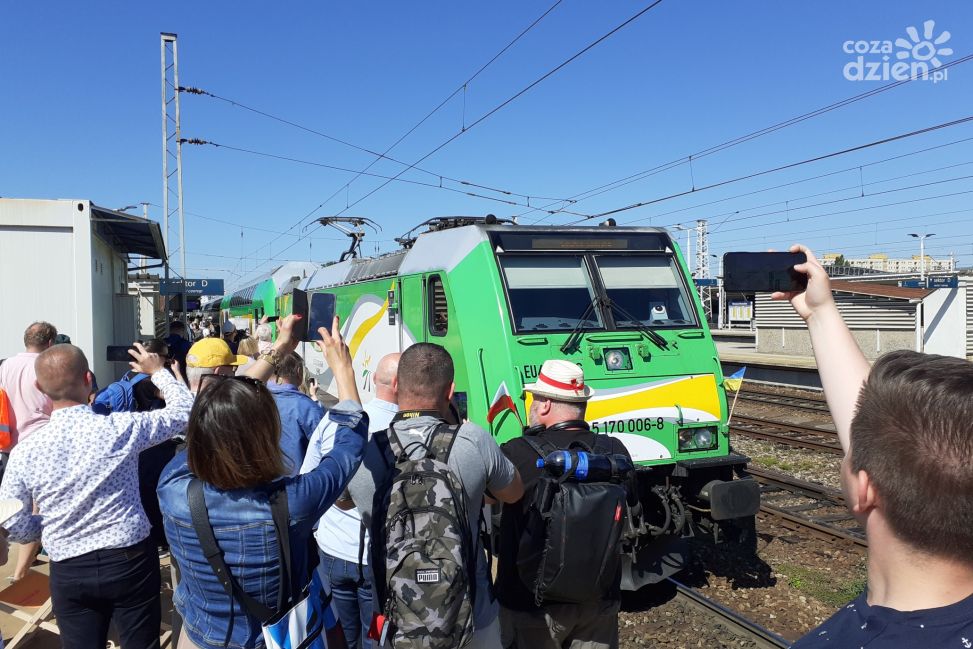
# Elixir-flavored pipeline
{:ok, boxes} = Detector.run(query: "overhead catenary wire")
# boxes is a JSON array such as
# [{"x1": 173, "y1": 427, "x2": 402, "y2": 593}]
[
  {"x1": 711, "y1": 208, "x2": 973, "y2": 248},
  {"x1": 179, "y1": 138, "x2": 591, "y2": 215},
  {"x1": 562, "y1": 114, "x2": 973, "y2": 224},
  {"x1": 327, "y1": 0, "x2": 667, "y2": 221},
  {"x1": 232, "y1": 0, "x2": 665, "y2": 289},
  {"x1": 180, "y1": 92, "x2": 569, "y2": 203},
  {"x1": 642, "y1": 158, "x2": 973, "y2": 231},
  {"x1": 614, "y1": 136, "x2": 973, "y2": 228},
  {"x1": 702, "y1": 185, "x2": 973, "y2": 238},
  {"x1": 224, "y1": 0, "x2": 567, "y2": 283},
  {"x1": 299, "y1": 0, "x2": 567, "y2": 209},
  {"x1": 522, "y1": 52, "x2": 973, "y2": 223}
]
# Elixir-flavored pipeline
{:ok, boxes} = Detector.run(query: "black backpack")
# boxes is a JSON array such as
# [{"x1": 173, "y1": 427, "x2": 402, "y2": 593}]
[{"x1": 517, "y1": 435, "x2": 628, "y2": 605}]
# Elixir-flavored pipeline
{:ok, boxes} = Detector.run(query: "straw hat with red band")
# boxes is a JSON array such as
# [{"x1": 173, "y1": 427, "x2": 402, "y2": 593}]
[{"x1": 523, "y1": 359, "x2": 594, "y2": 403}]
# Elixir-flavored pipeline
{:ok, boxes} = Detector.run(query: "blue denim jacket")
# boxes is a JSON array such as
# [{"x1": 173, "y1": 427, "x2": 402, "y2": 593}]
[
  {"x1": 266, "y1": 382, "x2": 325, "y2": 476},
  {"x1": 158, "y1": 401, "x2": 367, "y2": 649}
]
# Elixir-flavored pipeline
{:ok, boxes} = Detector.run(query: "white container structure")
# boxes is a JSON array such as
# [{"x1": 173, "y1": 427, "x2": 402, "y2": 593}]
[{"x1": 0, "y1": 198, "x2": 167, "y2": 383}]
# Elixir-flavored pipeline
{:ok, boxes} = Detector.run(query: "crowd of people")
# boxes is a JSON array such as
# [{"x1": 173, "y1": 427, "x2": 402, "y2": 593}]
[{"x1": 0, "y1": 243, "x2": 967, "y2": 649}]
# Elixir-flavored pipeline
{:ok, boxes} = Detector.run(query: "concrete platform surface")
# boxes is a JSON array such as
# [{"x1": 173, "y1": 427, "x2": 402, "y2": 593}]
[
  {"x1": 716, "y1": 340, "x2": 818, "y2": 370},
  {"x1": 0, "y1": 543, "x2": 175, "y2": 648}
]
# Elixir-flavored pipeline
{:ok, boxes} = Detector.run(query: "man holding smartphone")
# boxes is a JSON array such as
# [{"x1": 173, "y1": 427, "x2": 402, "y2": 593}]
[{"x1": 776, "y1": 245, "x2": 973, "y2": 648}]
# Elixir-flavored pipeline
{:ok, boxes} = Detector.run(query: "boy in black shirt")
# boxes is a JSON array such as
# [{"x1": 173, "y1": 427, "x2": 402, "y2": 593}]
[{"x1": 776, "y1": 245, "x2": 973, "y2": 648}]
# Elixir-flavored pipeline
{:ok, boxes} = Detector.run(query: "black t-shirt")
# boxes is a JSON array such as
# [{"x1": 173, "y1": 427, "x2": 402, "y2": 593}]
[
  {"x1": 792, "y1": 591, "x2": 973, "y2": 648},
  {"x1": 497, "y1": 427, "x2": 633, "y2": 612}
]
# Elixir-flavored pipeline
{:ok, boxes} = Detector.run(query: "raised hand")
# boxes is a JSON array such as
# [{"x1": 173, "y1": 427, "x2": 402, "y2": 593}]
[
  {"x1": 770, "y1": 244, "x2": 834, "y2": 322},
  {"x1": 128, "y1": 342, "x2": 166, "y2": 375},
  {"x1": 317, "y1": 316, "x2": 360, "y2": 404},
  {"x1": 274, "y1": 314, "x2": 303, "y2": 354},
  {"x1": 170, "y1": 359, "x2": 185, "y2": 385}
]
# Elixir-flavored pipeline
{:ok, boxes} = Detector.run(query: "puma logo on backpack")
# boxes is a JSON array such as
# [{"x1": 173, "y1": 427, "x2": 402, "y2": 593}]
[{"x1": 371, "y1": 422, "x2": 477, "y2": 649}]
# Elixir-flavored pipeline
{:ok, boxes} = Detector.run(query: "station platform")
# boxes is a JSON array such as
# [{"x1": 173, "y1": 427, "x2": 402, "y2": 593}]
[
  {"x1": 710, "y1": 328, "x2": 756, "y2": 340},
  {"x1": 716, "y1": 339, "x2": 821, "y2": 388}
]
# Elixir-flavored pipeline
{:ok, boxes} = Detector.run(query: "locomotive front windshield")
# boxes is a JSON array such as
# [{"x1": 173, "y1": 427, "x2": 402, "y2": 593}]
[
  {"x1": 595, "y1": 255, "x2": 695, "y2": 327},
  {"x1": 499, "y1": 255, "x2": 604, "y2": 332},
  {"x1": 498, "y1": 249, "x2": 697, "y2": 333}
]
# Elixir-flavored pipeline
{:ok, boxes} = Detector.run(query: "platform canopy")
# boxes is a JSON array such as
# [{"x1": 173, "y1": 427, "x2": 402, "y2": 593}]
[{"x1": 89, "y1": 204, "x2": 167, "y2": 260}]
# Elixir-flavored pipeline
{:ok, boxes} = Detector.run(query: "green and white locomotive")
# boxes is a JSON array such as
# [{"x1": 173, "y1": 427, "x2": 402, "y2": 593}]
[{"x1": 284, "y1": 216, "x2": 759, "y2": 588}]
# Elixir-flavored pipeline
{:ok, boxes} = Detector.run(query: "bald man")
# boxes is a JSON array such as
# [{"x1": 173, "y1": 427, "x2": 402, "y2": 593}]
[
  {"x1": 0, "y1": 343, "x2": 193, "y2": 649},
  {"x1": 301, "y1": 352, "x2": 400, "y2": 648}
]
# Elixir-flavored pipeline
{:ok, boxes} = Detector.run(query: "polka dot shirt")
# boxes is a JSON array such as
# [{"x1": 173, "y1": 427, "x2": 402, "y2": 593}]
[{"x1": 0, "y1": 371, "x2": 193, "y2": 561}]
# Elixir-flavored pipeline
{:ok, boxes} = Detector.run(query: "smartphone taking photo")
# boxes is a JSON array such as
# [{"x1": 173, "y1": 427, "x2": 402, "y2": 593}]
[
  {"x1": 106, "y1": 345, "x2": 134, "y2": 363},
  {"x1": 723, "y1": 252, "x2": 809, "y2": 293}
]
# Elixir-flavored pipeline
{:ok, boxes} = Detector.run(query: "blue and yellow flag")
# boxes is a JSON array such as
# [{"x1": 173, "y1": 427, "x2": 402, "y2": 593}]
[{"x1": 723, "y1": 367, "x2": 746, "y2": 392}]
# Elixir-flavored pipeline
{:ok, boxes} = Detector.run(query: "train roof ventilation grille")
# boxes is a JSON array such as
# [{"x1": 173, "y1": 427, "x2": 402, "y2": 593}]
[{"x1": 343, "y1": 250, "x2": 408, "y2": 284}]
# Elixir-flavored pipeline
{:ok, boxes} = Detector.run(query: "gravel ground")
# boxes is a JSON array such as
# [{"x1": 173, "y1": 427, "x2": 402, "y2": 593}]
[
  {"x1": 619, "y1": 517, "x2": 867, "y2": 646},
  {"x1": 732, "y1": 437, "x2": 843, "y2": 491},
  {"x1": 617, "y1": 386, "x2": 866, "y2": 646},
  {"x1": 731, "y1": 386, "x2": 843, "y2": 490}
]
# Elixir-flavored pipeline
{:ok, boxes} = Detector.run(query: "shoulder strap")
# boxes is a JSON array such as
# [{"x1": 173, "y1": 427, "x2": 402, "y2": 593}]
[
  {"x1": 385, "y1": 422, "x2": 407, "y2": 461},
  {"x1": 427, "y1": 423, "x2": 460, "y2": 461},
  {"x1": 591, "y1": 433, "x2": 612, "y2": 455},
  {"x1": 269, "y1": 484, "x2": 292, "y2": 609},
  {"x1": 522, "y1": 435, "x2": 559, "y2": 460},
  {"x1": 187, "y1": 479, "x2": 274, "y2": 622}
]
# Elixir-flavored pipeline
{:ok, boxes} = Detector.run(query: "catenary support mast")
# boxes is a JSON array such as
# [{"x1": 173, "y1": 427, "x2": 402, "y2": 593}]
[{"x1": 161, "y1": 32, "x2": 187, "y2": 326}]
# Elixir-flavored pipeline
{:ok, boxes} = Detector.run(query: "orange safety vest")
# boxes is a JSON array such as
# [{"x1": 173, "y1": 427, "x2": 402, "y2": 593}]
[{"x1": 0, "y1": 388, "x2": 12, "y2": 449}]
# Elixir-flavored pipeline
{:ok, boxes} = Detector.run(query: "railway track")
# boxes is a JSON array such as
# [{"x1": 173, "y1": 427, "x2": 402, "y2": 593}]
[
  {"x1": 668, "y1": 578, "x2": 790, "y2": 649},
  {"x1": 738, "y1": 387, "x2": 829, "y2": 413},
  {"x1": 746, "y1": 466, "x2": 867, "y2": 549},
  {"x1": 730, "y1": 414, "x2": 842, "y2": 454}
]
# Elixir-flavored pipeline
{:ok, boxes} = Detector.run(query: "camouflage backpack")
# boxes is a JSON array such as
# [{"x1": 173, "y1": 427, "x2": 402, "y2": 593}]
[{"x1": 370, "y1": 422, "x2": 477, "y2": 649}]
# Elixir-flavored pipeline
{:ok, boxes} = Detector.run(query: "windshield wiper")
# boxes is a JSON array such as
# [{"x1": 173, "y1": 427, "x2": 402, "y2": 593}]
[
  {"x1": 604, "y1": 299, "x2": 669, "y2": 350},
  {"x1": 559, "y1": 296, "x2": 604, "y2": 354}
]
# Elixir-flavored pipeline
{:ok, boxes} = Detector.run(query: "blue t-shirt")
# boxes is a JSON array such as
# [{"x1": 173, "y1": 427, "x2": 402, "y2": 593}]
[{"x1": 793, "y1": 591, "x2": 973, "y2": 648}]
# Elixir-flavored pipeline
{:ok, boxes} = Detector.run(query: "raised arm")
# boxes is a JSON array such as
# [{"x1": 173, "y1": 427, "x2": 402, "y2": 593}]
[
  {"x1": 243, "y1": 314, "x2": 302, "y2": 382},
  {"x1": 771, "y1": 244, "x2": 870, "y2": 453},
  {"x1": 124, "y1": 346, "x2": 193, "y2": 451},
  {"x1": 291, "y1": 316, "x2": 367, "y2": 513}
]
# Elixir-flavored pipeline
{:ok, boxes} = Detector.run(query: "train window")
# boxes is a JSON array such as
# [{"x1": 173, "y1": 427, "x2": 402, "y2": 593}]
[
  {"x1": 595, "y1": 255, "x2": 697, "y2": 328},
  {"x1": 499, "y1": 255, "x2": 603, "y2": 333},
  {"x1": 428, "y1": 275, "x2": 449, "y2": 336}
]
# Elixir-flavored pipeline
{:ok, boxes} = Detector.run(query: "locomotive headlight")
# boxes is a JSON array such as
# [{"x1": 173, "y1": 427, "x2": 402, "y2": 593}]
[
  {"x1": 678, "y1": 426, "x2": 719, "y2": 451},
  {"x1": 604, "y1": 348, "x2": 632, "y2": 371}
]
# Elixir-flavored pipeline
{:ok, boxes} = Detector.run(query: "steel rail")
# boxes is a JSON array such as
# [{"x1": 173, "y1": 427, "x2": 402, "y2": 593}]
[
  {"x1": 746, "y1": 467, "x2": 868, "y2": 549},
  {"x1": 731, "y1": 415, "x2": 842, "y2": 455},
  {"x1": 738, "y1": 390, "x2": 830, "y2": 413},
  {"x1": 668, "y1": 578, "x2": 791, "y2": 649}
]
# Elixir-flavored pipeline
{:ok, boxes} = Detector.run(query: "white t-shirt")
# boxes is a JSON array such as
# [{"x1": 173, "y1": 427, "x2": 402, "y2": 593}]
[{"x1": 300, "y1": 397, "x2": 398, "y2": 564}]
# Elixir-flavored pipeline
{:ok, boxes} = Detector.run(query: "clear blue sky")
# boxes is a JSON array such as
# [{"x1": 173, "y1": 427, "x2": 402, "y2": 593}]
[{"x1": 3, "y1": 1, "x2": 972, "y2": 288}]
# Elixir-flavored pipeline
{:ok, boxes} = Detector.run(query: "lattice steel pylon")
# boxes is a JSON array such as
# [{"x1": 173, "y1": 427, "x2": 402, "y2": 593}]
[
  {"x1": 694, "y1": 219, "x2": 717, "y2": 323},
  {"x1": 160, "y1": 33, "x2": 186, "y2": 281},
  {"x1": 694, "y1": 219, "x2": 710, "y2": 279}
]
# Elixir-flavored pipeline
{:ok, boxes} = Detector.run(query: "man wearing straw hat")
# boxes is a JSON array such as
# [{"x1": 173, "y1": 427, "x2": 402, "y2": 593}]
[{"x1": 497, "y1": 359, "x2": 633, "y2": 649}]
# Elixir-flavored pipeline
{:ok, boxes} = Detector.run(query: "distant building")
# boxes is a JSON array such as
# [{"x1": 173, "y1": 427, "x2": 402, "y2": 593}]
[{"x1": 822, "y1": 252, "x2": 955, "y2": 274}]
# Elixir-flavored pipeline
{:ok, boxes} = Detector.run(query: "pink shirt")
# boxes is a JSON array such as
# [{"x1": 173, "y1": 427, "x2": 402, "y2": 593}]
[{"x1": 0, "y1": 352, "x2": 52, "y2": 446}]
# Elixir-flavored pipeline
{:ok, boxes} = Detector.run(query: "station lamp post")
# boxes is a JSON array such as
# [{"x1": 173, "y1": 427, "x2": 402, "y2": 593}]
[
  {"x1": 908, "y1": 233, "x2": 935, "y2": 283},
  {"x1": 673, "y1": 224, "x2": 692, "y2": 272}
]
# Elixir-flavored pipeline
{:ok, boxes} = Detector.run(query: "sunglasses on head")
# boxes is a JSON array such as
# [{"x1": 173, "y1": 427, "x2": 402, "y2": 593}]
[{"x1": 199, "y1": 374, "x2": 265, "y2": 390}]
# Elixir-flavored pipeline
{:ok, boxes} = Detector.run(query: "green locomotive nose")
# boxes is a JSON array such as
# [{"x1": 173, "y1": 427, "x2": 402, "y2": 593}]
[{"x1": 289, "y1": 218, "x2": 756, "y2": 591}]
